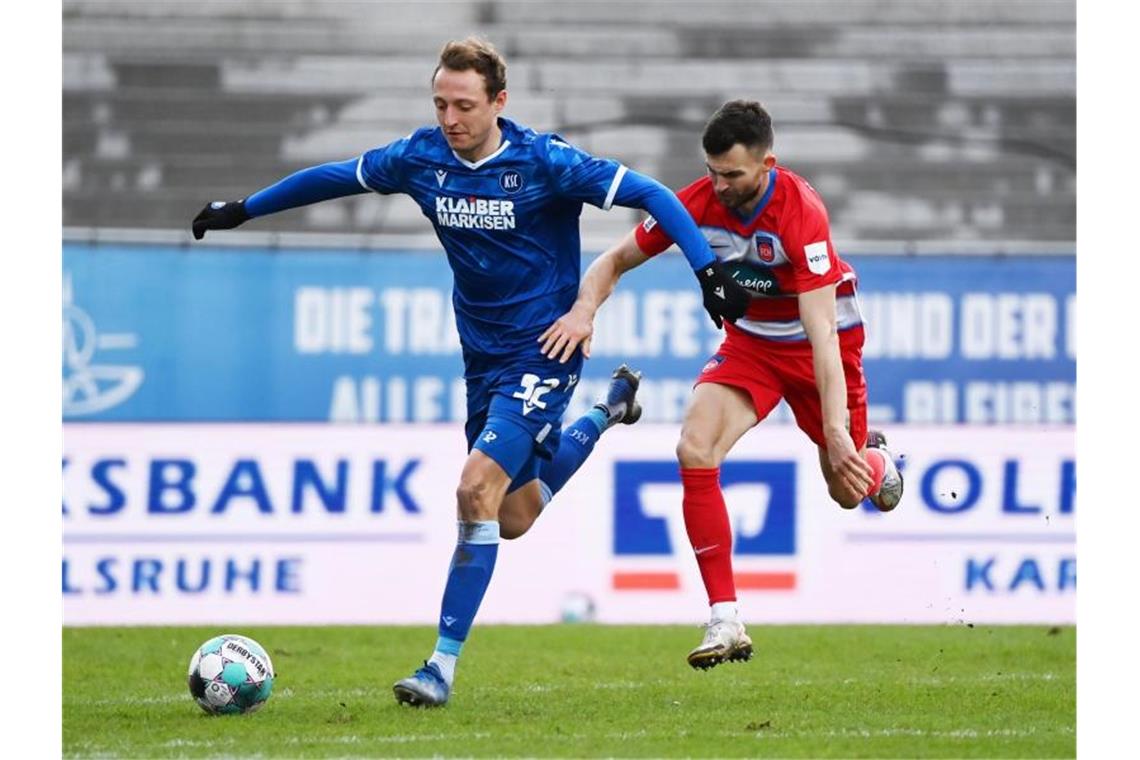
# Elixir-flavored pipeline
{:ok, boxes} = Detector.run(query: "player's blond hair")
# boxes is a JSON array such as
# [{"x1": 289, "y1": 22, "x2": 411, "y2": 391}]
[{"x1": 434, "y1": 37, "x2": 507, "y2": 100}]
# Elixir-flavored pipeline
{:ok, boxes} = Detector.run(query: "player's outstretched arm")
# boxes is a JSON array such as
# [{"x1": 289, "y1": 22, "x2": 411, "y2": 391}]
[
  {"x1": 611, "y1": 170, "x2": 751, "y2": 327},
  {"x1": 191, "y1": 158, "x2": 368, "y2": 240},
  {"x1": 800, "y1": 285, "x2": 873, "y2": 494},
  {"x1": 539, "y1": 229, "x2": 649, "y2": 363}
]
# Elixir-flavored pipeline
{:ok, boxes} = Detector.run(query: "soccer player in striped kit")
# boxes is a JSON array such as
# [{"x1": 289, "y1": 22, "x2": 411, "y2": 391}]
[{"x1": 541, "y1": 100, "x2": 904, "y2": 670}]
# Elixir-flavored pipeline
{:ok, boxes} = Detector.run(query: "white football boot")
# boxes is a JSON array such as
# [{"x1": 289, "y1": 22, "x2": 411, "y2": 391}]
[
  {"x1": 687, "y1": 619, "x2": 754, "y2": 670},
  {"x1": 866, "y1": 429, "x2": 903, "y2": 512}
]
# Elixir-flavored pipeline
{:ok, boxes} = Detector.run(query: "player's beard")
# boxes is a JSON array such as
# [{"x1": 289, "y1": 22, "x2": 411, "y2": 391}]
[{"x1": 718, "y1": 183, "x2": 763, "y2": 211}]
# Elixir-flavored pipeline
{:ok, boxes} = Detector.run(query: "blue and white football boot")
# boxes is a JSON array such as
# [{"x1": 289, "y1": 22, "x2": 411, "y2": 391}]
[
  {"x1": 393, "y1": 661, "x2": 450, "y2": 708},
  {"x1": 866, "y1": 429, "x2": 904, "y2": 512},
  {"x1": 595, "y1": 364, "x2": 643, "y2": 428}
]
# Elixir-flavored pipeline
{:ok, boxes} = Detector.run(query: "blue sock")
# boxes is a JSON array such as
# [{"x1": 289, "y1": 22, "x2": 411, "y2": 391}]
[
  {"x1": 537, "y1": 409, "x2": 607, "y2": 504},
  {"x1": 435, "y1": 520, "x2": 499, "y2": 669}
]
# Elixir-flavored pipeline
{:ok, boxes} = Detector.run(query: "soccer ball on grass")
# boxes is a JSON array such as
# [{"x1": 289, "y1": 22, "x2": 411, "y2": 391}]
[
  {"x1": 560, "y1": 591, "x2": 597, "y2": 623},
  {"x1": 187, "y1": 634, "x2": 275, "y2": 715}
]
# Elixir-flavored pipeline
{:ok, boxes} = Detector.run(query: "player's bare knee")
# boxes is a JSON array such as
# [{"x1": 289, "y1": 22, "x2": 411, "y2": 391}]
[
  {"x1": 828, "y1": 482, "x2": 862, "y2": 510},
  {"x1": 456, "y1": 478, "x2": 498, "y2": 521},
  {"x1": 676, "y1": 433, "x2": 717, "y2": 469},
  {"x1": 820, "y1": 470, "x2": 859, "y2": 510}
]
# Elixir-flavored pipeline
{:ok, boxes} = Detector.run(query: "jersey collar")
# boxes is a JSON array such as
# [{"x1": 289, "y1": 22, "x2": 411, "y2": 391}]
[
  {"x1": 449, "y1": 117, "x2": 517, "y2": 169},
  {"x1": 734, "y1": 168, "x2": 778, "y2": 224},
  {"x1": 451, "y1": 138, "x2": 512, "y2": 170}
]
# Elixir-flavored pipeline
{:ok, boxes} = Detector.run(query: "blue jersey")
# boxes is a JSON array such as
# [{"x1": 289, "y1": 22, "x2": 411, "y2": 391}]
[
  {"x1": 243, "y1": 116, "x2": 717, "y2": 367},
  {"x1": 356, "y1": 118, "x2": 626, "y2": 358}
]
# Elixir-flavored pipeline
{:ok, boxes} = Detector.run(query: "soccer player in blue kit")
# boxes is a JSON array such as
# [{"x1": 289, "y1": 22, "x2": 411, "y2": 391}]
[{"x1": 192, "y1": 38, "x2": 750, "y2": 708}]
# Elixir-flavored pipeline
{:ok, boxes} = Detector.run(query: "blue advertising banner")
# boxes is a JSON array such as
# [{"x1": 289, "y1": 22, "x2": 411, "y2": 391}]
[{"x1": 63, "y1": 244, "x2": 1074, "y2": 424}]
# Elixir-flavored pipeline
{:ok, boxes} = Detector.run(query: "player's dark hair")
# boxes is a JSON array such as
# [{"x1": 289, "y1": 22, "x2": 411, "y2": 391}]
[
  {"x1": 702, "y1": 100, "x2": 774, "y2": 156},
  {"x1": 434, "y1": 37, "x2": 507, "y2": 100}
]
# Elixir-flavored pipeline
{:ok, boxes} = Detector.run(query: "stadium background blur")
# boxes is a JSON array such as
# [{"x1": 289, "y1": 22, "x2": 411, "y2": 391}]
[{"x1": 61, "y1": 0, "x2": 1074, "y2": 630}]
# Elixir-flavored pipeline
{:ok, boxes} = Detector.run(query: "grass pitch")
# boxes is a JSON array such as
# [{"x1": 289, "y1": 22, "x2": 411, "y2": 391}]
[{"x1": 63, "y1": 624, "x2": 1074, "y2": 758}]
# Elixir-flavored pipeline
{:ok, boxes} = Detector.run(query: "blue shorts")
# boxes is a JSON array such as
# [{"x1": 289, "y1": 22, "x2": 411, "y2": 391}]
[{"x1": 463, "y1": 350, "x2": 584, "y2": 492}]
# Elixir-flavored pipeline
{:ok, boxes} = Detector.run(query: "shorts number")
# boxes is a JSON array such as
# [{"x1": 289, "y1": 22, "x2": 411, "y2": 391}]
[{"x1": 512, "y1": 373, "x2": 560, "y2": 416}]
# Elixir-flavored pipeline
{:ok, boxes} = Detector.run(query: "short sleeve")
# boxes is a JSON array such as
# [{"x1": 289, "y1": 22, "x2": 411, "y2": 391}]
[
  {"x1": 540, "y1": 135, "x2": 625, "y2": 209},
  {"x1": 783, "y1": 183, "x2": 842, "y2": 293},
  {"x1": 358, "y1": 135, "x2": 413, "y2": 194},
  {"x1": 633, "y1": 214, "x2": 675, "y2": 257}
]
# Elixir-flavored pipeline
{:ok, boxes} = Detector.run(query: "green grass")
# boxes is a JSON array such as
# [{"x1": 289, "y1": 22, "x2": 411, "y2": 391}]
[{"x1": 63, "y1": 625, "x2": 1075, "y2": 758}]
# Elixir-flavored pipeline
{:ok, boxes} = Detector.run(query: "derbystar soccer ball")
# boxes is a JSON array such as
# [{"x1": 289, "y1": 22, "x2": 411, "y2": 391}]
[
  {"x1": 560, "y1": 591, "x2": 597, "y2": 623},
  {"x1": 187, "y1": 634, "x2": 275, "y2": 715}
]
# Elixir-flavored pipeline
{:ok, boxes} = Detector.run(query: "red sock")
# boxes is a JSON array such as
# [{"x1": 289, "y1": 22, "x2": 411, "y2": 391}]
[
  {"x1": 680, "y1": 467, "x2": 736, "y2": 604},
  {"x1": 864, "y1": 449, "x2": 886, "y2": 498}
]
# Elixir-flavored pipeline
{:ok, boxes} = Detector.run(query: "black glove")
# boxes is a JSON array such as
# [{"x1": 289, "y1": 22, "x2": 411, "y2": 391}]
[
  {"x1": 192, "y1": 200, "x2": 250, "y2": 240},
  {"x1": 696, "y1": 260, "x2": 751, "y2": 328}
]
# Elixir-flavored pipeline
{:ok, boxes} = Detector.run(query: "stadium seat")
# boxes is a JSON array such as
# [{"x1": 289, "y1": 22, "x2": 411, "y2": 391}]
[{"x1": 61, "y1": 0, "x2": 1075, "y2": 244}]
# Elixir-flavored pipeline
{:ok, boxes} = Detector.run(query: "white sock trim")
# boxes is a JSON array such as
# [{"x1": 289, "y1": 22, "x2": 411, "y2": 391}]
[
  {"x1": 538, "y1": 480, "x2": 553, "y2": 508},
  {"x1": 428, "y1": 651, "x2": 457, "y2": 685},
  {"x1": 710, "y1": 601, "x2": 739, "y2": 623}
]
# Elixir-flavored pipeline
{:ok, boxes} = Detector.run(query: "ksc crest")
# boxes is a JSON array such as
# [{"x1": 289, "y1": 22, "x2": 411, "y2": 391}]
[{"x1": 499, "y1": 170, "x2": 524, "y2": 193}]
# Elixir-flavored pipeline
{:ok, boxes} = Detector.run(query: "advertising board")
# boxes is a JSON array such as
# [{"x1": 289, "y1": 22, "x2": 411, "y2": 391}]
[
  {"x1": 63, "y1": 424, "x2": 1074, "y2": 625},
  {"x1": 63, "y1": 245, "x2": 1074, "y2": 425}
]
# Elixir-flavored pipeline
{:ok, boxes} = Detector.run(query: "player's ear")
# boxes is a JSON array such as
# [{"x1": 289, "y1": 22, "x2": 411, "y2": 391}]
[
  {"x1": 763, "y1": 151, "x2": 777, "y2": 170},
  {"x1": 492, "y1": 89, "x2": 507, "y2": 114}
]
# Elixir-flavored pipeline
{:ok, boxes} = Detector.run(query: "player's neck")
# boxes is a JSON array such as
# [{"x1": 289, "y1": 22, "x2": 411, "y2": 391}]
[
  {"x1": 455, "y1": 123, "x2": 504, "y2": 164},
  {"x1": 735, "y1": 173, "x2": 771, "y2": 219},
  {"x1": 737, "y1": 197, "x2": 762, "y2": 219},
  {"x1": 738, "y1": 191, "x2": 766, "y2": 218}
]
